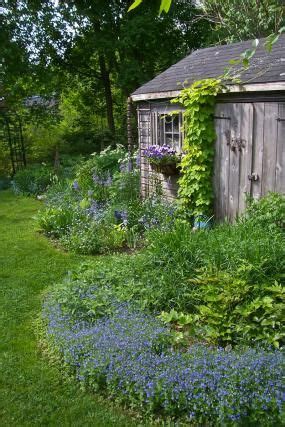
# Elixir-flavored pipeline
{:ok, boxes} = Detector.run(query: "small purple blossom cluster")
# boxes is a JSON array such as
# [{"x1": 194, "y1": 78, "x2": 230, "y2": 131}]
[
  {"x1": 86, "y1": 201, "x2": 106, "y2": 221},
  {"x1": 72, "y1": 180, "x2": 80, "y2": 191},
  {"x1": 119, "y1": 159, "x2": 133, "y2": 173},
  {"x1": 92, "y1": 172, "x2": 112, "y2": 186},
  {"x1": 144, "y1": 145, "x2": 178, "y2": 165},
  {"x1": 43, "y1": 301, "x2": 285, "y2": 424},
  {"x1": 138, "y1": 215, "x2": 159, "y2": 229},
  {"x1": 114, "y1": 210, "x2": 128, "y2": 226}
]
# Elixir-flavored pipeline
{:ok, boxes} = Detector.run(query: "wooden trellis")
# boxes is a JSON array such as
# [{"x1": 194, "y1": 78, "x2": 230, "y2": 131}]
[{"x1": 0, "y1": 109, "x2": 26, "y2": 174}]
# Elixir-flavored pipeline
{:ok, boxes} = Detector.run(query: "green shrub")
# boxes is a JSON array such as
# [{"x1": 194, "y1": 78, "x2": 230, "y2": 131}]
[
  {"x1": 38, "y1": 189, "x2": 285, "y2": 319},
  {"x1": 146, "y1": 220, "x2": 285, "y2": 287},
  {"x1": 109, "y1": 170, "x2": 140, "y2": 204},
  {"x1": 12, "y1": 165, "x2": 54, "y2": 195},
  {"x1": 57, "y1": 154, "x2": 84, "y2": 179},
  {"x1": 37, "y1": 206, "x2": 75, "y2": 237},
  {"x1": 44, "y1": 218, "x2": 285, "y2": 348},
  {"x1": 60, "y1": 220, "x2": 126, "y2": 255},
  {"x1": 48, "y1": 214, "x2": 284, "y2": 313},
  {"x1": 244, "y1": 192, "x2": 285, "y2": 231},
  {"x1": 42, "y1": 212, "x2": 284, "y2": 321},
  {"x1": 35, "y1": 147, "x2": 178, "y2": 253},
  {"x1": 75, "y1": 146, "x2": 126, "y2": 195},
  {"x1": 44, "y1": 180, "x2": 79, "y2": 208},
  {"x1": 41, "y1": 192, "x2": 285, "y2": 348},
  {"x1": 160, "y1": 272, "x2": 285, "y2": 348}
]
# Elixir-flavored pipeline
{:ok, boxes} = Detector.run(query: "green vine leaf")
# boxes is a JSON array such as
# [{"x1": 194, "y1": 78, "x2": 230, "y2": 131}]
[
  {"x1": 159, "y1": 0, "x2": 172, "y2": 14},
  {"x1": 172, "y1": 78, "x2": 223, "y2": 218},
  {"x1": 127, "y1": 0, "x2": 143, "y2": 12}
]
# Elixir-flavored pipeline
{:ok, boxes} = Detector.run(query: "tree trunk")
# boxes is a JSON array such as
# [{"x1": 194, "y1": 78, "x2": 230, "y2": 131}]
[{"x1": 98, "y1": 54, "x2": 115, "y2": 136}]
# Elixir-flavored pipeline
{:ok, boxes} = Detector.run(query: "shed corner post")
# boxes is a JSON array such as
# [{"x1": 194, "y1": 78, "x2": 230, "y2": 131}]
[{"x1": 127, "y1": 97, "x2": 133, "y2": 156}]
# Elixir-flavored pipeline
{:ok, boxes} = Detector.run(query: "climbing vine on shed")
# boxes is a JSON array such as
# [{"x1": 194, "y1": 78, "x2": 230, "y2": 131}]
[{"x1": 173, "y1": 78, "x2": 223, "y2": 217}]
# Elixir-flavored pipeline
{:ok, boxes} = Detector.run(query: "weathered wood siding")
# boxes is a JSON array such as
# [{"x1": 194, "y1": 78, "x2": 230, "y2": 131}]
[
  {"x1": 214, "y1": 101, "x2": 285, "y2": 220},
  {"x1": 138, "y1": 100, "x2": 285, "y2": 219},
  {"x1": 138, "y1": 102, "x2": 183, "y2": 201}
]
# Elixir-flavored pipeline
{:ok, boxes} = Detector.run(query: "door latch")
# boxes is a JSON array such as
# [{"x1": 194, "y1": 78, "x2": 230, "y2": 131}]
[{"x1": 248, "y1": 173, "x2": 259, "y2": 181}]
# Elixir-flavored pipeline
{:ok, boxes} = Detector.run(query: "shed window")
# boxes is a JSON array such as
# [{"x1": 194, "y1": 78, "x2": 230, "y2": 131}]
[{"x1": 156, "y1": 113, "x2": 183, "y2": 151}]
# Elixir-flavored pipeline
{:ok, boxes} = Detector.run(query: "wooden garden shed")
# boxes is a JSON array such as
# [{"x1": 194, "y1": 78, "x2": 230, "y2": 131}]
[{"x1": 131, "y1": 36, "x2": 285, "y2": 221}]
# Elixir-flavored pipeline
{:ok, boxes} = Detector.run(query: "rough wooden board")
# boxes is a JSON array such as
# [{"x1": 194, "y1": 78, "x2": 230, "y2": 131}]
[
  {"x1": 228, "y1": 103, "x2": 241, "y2": 221},
  {"x1": 251, "y1": 103, "x2": 265, "y2": 200},
  {"x1": 239, "y1": 103, "x2": 253, "y2": 213},
  {"x1": 276, "y1": 103, "x2": 285, "y2": 193},
  {"x1": 219, "y1": 104, "x2": 232, "y2": 221},
  {"x1": 132, "y1": 84, "x2": 285, "y2": 102},
  {"x1": 213, "y1": 104, "x2": 223, "y2": 221},
  {"x1": 262, "y1": 103, "x2": 278, "y2": 194},
  {"x1": 132, "y1": 35, "x2": 285, "y2": 98}
]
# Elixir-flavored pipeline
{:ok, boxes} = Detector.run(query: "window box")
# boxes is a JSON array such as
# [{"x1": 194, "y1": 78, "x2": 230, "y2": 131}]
[
  {"x1": 144, "y1": 144, "x2": 180, "y2": 176},
  {"x1": 150, "y1": 161, "x2": 179, "y2": 176}
]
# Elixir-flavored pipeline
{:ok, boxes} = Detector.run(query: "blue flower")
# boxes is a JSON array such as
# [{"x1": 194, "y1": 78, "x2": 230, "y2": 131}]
[
  {"x1": 43, "y1": 299, "x2": 285, "y2": 424},
  {"x1": 144, "y1": 145, "x2": 178, "y2": 163},
  {"x1": 72, "y1": 181, "x2": 80, "y2": 191},
  {"x1": 114, "y1": 210, "x2": 128, "y2": 224}
]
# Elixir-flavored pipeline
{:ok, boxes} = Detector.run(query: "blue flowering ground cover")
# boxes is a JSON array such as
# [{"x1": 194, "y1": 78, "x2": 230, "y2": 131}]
[{"x1": 43, "y1": 299, "x2": 285, "y2": 425}]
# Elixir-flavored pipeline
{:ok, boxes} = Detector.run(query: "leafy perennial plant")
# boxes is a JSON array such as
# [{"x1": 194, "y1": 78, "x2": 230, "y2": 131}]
[{"x1": 37, "y1": 146, "x2": 176, "y2": 254}]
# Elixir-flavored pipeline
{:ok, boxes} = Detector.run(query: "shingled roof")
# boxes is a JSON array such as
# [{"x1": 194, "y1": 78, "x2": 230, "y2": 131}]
[{"x1": 132, "y1": 35, "x2": 285, "y2": 98}]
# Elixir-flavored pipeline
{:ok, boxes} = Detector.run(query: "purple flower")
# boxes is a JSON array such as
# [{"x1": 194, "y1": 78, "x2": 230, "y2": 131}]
[
  {"x1": 86, "y1": 200, "x2": 106, "y2": 220},
  {"x1": 72, "y1": 180, "x2": 80, "y2": 191},
  {"x1": 92, "y1": 173, "x2": 112, "y2": 186},
  {"x1": 120, "y1": 158, "x2": 133, "y2": 173},
  {"x1": 43, "y1": 294, "x2": 285, "y2": 425},
  {"x1": 144, "y1": 145, "x2": 178, "y2": 165},
  {"x1": 114, "y1": 210, "x2": 128, "y2": 224},
  {"x1": 92, "y1": 174, "x2": 101, "y2": 185},
  {"x1": 104, "y1": 174, "x2": 112, "y2": 186}
]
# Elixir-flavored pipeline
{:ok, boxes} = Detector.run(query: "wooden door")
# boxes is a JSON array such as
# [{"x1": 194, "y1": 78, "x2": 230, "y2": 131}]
[
  {"x1": 214, "y1": 102, "x2": 254, "y2": 221},
  {"x1": 214, "y1": 101, "x2": 285, "y2": 221},
  {"x1": 276, "y1": 104, "x2": 285, "y2": 194}
]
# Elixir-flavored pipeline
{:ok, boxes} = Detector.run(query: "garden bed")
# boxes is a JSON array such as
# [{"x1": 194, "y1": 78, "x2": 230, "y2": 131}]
[{"x1": 18, "y1": 149, "x2": 284, "y2": 424}]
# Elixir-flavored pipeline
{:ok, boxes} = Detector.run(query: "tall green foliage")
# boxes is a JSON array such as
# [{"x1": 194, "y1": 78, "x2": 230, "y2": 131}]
[
  {"x1": 129, "y1": 0, "x2": 173, "y2": 14},
  {"x1": 173, "y1": 79, "x2": 222, "y2": 216},
  {"x1": 200, "y1": 0, "x2": 285, "y2": 42},
  {"x1": 128, "y1": 0, "x2": 285, "y2": 43},
  {"x1": 2, "y1": 0, "x2": 209, "y2": 134}
]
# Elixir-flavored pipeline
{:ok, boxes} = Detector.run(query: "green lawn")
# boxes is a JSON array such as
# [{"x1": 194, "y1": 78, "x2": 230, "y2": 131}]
[{"x1": 0, "y1": 191, "x2": 136, "y2": 426}]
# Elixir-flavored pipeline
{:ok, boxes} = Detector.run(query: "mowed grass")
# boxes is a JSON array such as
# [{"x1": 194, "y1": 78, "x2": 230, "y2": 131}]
[{"x1": 0, "y1": 190, "x2": 136, "y2": 427}]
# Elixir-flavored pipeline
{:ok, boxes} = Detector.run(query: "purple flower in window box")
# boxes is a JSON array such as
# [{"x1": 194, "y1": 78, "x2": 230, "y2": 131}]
[{"x1": 144, "y1": 145, "x2": 180, "y2": 176}]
